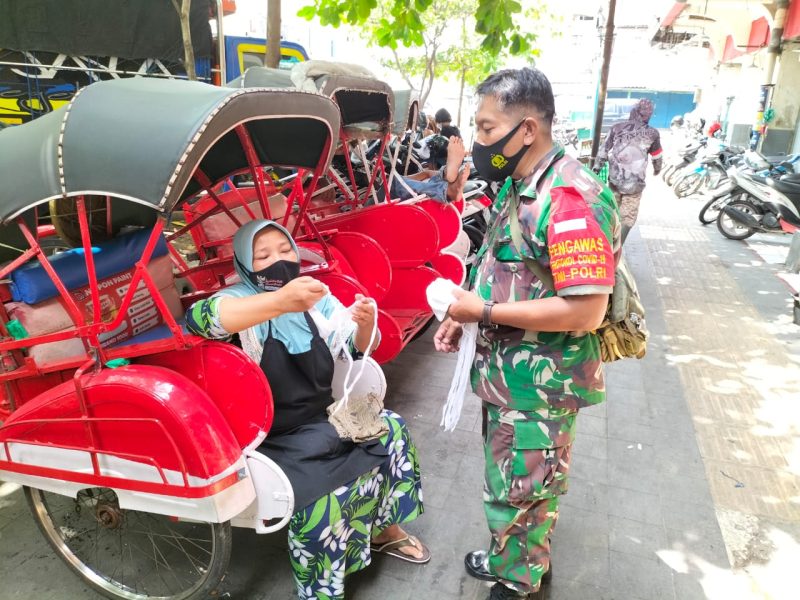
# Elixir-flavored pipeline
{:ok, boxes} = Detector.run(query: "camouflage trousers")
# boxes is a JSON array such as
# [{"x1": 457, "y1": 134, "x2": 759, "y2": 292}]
[
  {"x1": 483, "y1": 403, "x2": 573, "y2": 593},
  {"x1": 610, "y1": 186, "x2": 643, "y2": 244}
]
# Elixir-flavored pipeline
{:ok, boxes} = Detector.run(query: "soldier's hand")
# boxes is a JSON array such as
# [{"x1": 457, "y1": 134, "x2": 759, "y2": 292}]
[
  {"x1": 434, "y1": 318, "x2": 463, "y2": 353},
  {"x1": 447, "y1": 289, "x2": 483, "y2": 324},
  {"x1": 275, "y1": 276, "x2": 327, "y2": 313}
]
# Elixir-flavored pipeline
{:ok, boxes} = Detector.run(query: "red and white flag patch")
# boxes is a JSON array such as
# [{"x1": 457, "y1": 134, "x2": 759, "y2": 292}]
[{"x1": 547, "y1": 187, "x2": 615, "y2": 290}]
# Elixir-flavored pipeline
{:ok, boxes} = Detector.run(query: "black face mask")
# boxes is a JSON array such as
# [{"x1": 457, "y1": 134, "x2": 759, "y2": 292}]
[
  {"x1": 471, "y1": 120, "x2": 531, "y2": 182},
  {"x1": 239, "y1": 258, "x2": 300, "y2": 291}
]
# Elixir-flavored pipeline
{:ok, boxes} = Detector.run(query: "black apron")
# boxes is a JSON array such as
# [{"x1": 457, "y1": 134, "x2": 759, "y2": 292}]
[{"x1": 257, "y1": 312, "x2": 387, "y2": 510}]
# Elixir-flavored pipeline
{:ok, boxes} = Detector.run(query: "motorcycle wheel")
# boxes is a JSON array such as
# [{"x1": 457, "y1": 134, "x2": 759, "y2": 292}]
[
  {"x1": 674, "y1": 173, "x2": 702, "y2": 197},
  {"x1": 26, "y1": 487, "x2": 232, "y2": 600},
  {"x1": 463, "y1": 222, "x2": 486, "y2": 265},
  {"x1": 716, "y1": 199, "x2": 762, "y2": 240},
  {"x1": 698, "y1": 194, "x2": 732, "y2": 225}
]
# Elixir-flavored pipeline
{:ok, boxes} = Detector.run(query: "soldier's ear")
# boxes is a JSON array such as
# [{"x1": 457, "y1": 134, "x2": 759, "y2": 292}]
[{"x1": 521, "y1": 117, "x2": 538, "y2": 145}]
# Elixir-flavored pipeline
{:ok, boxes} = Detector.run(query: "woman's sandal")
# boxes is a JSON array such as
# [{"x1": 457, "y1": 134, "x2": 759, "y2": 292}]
[{"x1": 371, "y1": 534, "x2": 431, "y2": 564}]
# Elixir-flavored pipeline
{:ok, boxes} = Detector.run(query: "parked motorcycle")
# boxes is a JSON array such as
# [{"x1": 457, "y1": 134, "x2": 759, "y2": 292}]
[
  {"x1": 673, "y1": 145, "x2": 741, "y2": 198},
  {"x1": 662, "y1": 138, "x2": 706, "y2": 186},
  {"x1": 717, "y1": 172, "x2": 800, "y2": 240},
  {"x1": 699, "y1": 151, "x2": 799, "y2": 225}
]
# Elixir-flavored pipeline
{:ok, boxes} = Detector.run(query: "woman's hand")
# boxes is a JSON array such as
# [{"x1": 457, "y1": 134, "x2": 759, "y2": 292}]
[
  {"x1": 351, "y1": 294, "x2": 376, "y2": 327},
  {"x1": 446, "y1": 289, "x2": 483, "y2": 324},
  {"x1": 433, "y1": 318, "x2": 463, "y2": 353},
  {"x1": 275, "y1": 276, "x2": 327, "y2": 313},
  {"x1": 352, "y1": 294, "x2": 378, "y2": 353}
]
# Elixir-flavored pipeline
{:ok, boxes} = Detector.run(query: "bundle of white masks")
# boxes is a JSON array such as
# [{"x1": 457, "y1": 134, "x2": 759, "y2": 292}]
[{"x1": 425, "y1": 278, "x2": 479, "y2": 432}]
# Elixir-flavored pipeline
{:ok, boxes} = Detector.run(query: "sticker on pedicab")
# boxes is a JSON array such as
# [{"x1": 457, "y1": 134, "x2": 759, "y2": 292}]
[{"x1": 547, "y1": 187, "x2": 614, "y2": 290}]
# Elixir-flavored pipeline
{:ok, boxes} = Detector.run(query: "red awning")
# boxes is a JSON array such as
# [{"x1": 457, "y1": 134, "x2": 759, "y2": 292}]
[
  {"x1": 722, "y1": 35, "x2": 744, "y2": 63},
  {"x1": 661, "y1": 2, "x2": 687, "y2": 28},
  {"x1": 746, "y1": 16, "x2": 770, "y2": 52},
  {"x1": 785, "y1": 0, "x2": 800, "y2": 40}
]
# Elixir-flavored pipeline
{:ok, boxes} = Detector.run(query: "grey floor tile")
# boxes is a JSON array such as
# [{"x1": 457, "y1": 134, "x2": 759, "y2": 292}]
[
  {"x1": 608, "y1": 486, "x2": 663, "y2": 526},
  {"x1": 556, "y1": 505, "x2": 609, "y2": 549},
  {"x1": 671, "y1": 572, "x2": 717, "y2": 600},
  {"x1": 665, "y1": 525, "x2": 729, "y2": 567},
  {"x1": 571, "y1": 431, "x2": 608, "y2": 461},
  {"x1": 608, "y1": 515, "x2": 668, "y2": 561},
  {"x1": 545, "y1": 577, "x2": 618, "y2": 600},
  {"x1": 575, "y1": 413, "x2": 607, "y2": 437},
  {"x1": 569, "y1": 451, "x2": 608, "y2": 484},
  {"x1": 550, "y1": 536, "x2": 611, "y2": 589},
  {"x1": 609, "y1": 550, "x2": 676, "y2": 600},
  {"x1": 660, "y1": 498, "x2": 723, "y2": 537},
  {"x1": 561, "y1": 479, "x2": 610, "y2": 514}
]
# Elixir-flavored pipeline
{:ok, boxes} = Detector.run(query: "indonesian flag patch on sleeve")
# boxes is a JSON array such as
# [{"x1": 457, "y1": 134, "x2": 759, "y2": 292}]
[{"x1": 547, "y1": 186, "x2": 615, "y2": 290}]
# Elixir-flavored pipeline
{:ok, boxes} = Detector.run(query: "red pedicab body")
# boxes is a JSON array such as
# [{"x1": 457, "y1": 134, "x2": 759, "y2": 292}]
[{"x1": 0, "y1": 77, "x2": 342, "y2": 600}]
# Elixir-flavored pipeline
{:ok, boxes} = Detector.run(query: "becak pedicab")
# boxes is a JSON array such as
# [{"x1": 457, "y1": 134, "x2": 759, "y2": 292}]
[
  {"x1": 228, "y1": 65, "x2": 465, "y2": 362},
  {"x1": 0, "y1": 77, "x2": 425, "y2": 600}
]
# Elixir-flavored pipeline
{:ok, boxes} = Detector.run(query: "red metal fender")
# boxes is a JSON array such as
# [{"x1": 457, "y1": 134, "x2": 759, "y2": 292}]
[
  {"x1": 429, "y1": 252, "x2": 466, "y2": 286},
  {"x1": 412, "y1": 199, "x2": 462, "y2": 250},
  {"x1": 0, "y1": 365, "x2": 242, "y2": 484},
  {"x1": 327, "y1": 231, "x2": 392, "y2": 303},
  {"x1": 136, "y1": 341, "x2": 273, "y2": 447},
  {"x1": 371, "y1": 309, "x2": 404, "y2": 364},
  {"x1": 316, "y1": 203, "x2": 439, "y2": 268}
]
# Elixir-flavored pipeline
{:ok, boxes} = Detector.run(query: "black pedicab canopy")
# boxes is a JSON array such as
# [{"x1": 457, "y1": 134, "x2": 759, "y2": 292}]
[
  {"x1": 0, "y1": 77, "x2": 342, "y2": 226},
  {"x1": 231, "y1": 66, "x2": 395, "y2": 136}
]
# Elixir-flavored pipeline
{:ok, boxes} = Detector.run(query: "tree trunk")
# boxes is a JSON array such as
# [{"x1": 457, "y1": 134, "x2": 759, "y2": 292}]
[
  {"x1": 591, "y1": 0, "x2": 616, "y2": 160},
  {"x1": 456, "y1": 67, "x2": 466, "y2": 129},
  {"x1": 173, "y1": 0, "x2": 196, "y2": 80},
  {"x1": 266, "y1": 0, "x2": 281, "y2": 68}
]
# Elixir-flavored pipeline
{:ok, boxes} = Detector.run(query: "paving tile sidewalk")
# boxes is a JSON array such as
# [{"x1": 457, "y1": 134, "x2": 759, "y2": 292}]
[{"x1": 1, "y1": 174, "x2": 798, "y2": 599}]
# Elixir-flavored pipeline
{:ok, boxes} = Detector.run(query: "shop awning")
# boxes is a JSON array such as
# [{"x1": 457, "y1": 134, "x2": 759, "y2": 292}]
[
  {"x1": 746, "y1": 17, "x2": 770, "y2": 51},
  {"x1": 662, "y1": 2, "x2": 688, "y2": 28},
  {"x1": 785, "y1": 0, "x2": 800, "y2": 40},
  {"x1": 722, "y1": 35, "x2": 744, "y2": 62}
]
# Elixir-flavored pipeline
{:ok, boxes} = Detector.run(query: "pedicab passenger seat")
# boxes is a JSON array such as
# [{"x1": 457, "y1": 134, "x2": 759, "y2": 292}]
[{"x1": 3, "y1": 227, "x2": 185, "y2": 368}]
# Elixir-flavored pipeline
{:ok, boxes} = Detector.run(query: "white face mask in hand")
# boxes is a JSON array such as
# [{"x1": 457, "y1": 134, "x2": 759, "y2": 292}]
[
  {"x1": 311, "y1": 300, "x2": 389, "y2": 443},
  {"x1": 425, "y1": 277, "x2": 461, "y2": 321}
]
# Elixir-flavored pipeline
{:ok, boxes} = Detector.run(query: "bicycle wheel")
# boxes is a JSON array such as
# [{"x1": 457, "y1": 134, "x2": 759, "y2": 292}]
[
  {"x1": 674, "y1": 173, "x2": 701, "y2": 197},
  {"x1": 26, "y1": 487, "x2": 232, "y2": 600}
]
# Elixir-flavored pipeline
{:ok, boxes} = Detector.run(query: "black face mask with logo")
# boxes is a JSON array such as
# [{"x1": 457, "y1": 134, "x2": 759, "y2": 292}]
[
  {"x1": 238, "y1": 258, "x2": 301, "y2": 292},
  {"x1": 471, "y1": 120, "x2": 532, "y2": 182}
]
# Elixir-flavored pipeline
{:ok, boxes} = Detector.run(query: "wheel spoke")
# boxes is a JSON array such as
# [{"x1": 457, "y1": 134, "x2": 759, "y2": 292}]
[{"x1": 27, "y1": 488, "x2": 229, "y2": 599}]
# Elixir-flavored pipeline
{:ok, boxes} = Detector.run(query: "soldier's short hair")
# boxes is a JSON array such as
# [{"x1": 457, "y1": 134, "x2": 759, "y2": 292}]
[{"x1": 476, "y1": 67, "x2": 555, "y2": 129}]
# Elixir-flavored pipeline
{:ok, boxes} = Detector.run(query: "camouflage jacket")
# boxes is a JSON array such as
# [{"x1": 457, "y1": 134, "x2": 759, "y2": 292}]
[{"x1": 470, "y1": 146, "x2": 621, "y2": 429}]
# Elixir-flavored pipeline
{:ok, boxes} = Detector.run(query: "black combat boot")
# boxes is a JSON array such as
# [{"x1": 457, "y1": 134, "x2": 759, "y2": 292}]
[
  {"x1": 487, "y1": 582, "x2": 545, "y2": 600},
  {"x1": 465, "y1": 550, "x2": 553, "y2": 584}
]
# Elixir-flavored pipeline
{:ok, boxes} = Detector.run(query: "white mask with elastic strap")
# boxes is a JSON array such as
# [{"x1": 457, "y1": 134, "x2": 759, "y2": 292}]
[
  {"x1": 426, "y1": 278, "x2": 479, "y2": 432},
  {"x1": 309, "y1": 300, "x2": 387, "y2": 442}
]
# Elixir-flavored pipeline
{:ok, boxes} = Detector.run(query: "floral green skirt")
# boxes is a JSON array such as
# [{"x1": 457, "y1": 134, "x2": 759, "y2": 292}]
[{"x1": 287, "y1": 410, "x2": 423, "y2": 600}]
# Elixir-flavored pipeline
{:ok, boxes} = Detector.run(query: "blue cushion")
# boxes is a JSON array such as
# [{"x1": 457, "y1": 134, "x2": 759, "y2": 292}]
[{"x1": 10, "y1": 228, "x2": 168, "y2": 304}]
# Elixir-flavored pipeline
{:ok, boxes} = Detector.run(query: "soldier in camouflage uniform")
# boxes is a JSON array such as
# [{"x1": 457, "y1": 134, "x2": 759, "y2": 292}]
[{"x1": 435, "y1": 68, "x2": 621, "y2": 600}]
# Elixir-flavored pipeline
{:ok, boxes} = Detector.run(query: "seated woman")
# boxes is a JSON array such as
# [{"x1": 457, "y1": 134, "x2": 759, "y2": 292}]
[{"x1": 185, "y1": 220, "x2": 429, "y2": 600}]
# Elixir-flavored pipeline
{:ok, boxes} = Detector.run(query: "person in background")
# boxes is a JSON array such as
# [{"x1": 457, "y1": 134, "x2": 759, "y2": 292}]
[
  {"x1": 594, "y1": 98, "x2": 662, "y2": 244},
  {"x1": 391, "y1": 135, "x2": 469, "y2": 202},
  {"x1": 435, "y1": 108, "x2": 462, "y2": 139},
  {"x1": 435, "y1": 67, "x2": 620, "y2": 600}
]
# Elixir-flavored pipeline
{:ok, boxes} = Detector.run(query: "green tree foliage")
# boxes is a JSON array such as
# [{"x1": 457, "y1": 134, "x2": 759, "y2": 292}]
[{"x1": 297, "y1": 0, "x2": 535, "y2": 57}]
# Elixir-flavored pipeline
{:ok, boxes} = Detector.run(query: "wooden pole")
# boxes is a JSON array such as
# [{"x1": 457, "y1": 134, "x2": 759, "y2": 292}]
[
  {"x1": 266, "y1": 0, "x2": 281, "y2": 68},
  {"x1": 591, "y1": 0, "x2": 617, "y2": 161}
]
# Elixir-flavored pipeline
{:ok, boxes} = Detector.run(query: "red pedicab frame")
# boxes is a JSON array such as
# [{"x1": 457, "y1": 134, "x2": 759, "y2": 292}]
[{"x1": 0, "y1": 77, "x2": 342, "y2": 600}]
